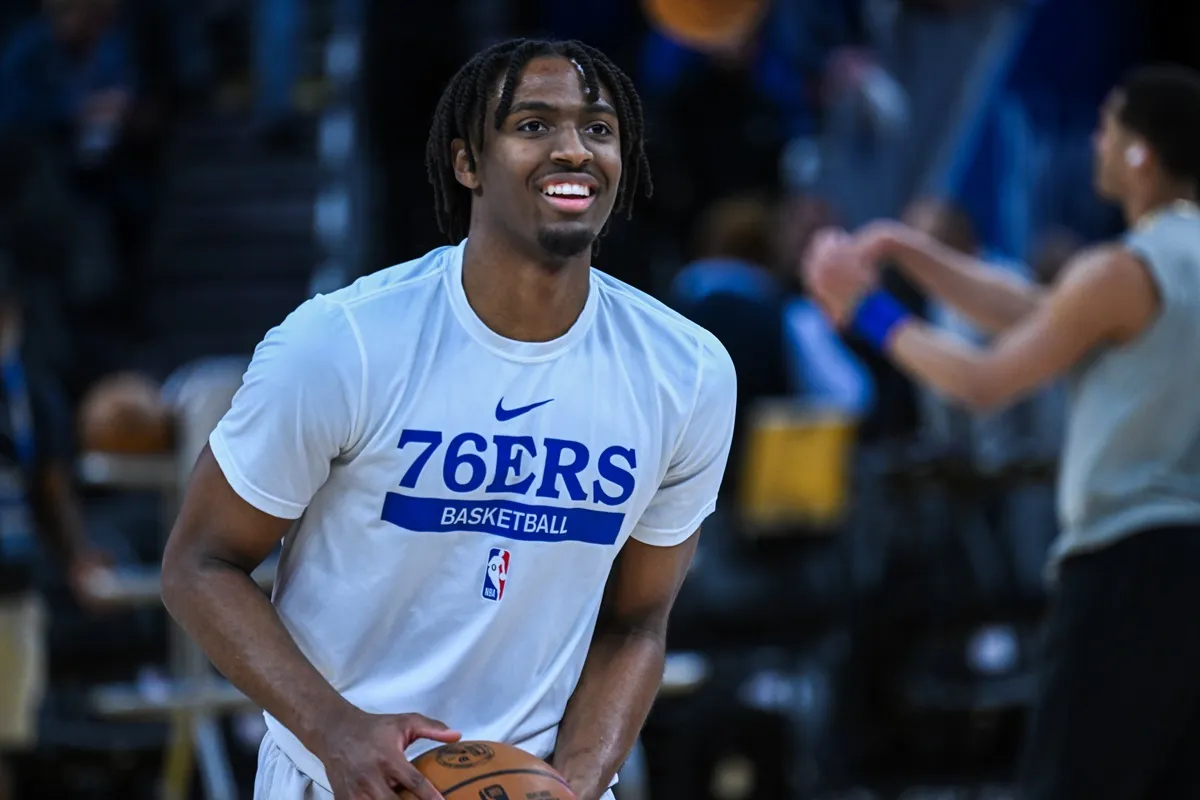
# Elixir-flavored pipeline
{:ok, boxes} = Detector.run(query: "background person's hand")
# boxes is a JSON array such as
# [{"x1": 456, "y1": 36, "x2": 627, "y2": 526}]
[
  {"x1": 854, "y1": 219, "x2": 913, "y2": 266},
  {"x1": 801, "y1": 226, "x2": 878, "y2": 326},
  {"x1": 317, "y1": 708, "x2": 461, "y2": 800},
  {"x1": 67, "y1": 547, "x2": 119, "y2": 614}
]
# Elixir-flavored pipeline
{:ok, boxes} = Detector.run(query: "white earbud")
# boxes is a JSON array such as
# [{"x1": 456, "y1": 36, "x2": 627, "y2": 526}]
[{"x1": 1126, "y1": 144, "x2": 1147, "y2": 168}]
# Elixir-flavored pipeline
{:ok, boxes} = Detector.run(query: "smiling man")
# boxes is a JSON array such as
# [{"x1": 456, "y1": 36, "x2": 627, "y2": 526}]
[{"x1": 160, "y1": 38, "x2": 737, "y2": 800}]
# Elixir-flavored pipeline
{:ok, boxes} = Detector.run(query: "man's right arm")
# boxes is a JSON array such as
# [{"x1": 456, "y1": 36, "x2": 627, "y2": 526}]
[
  {"x1": 160, "y1": 293, "x2": 366, "y2": 760},
  {"x1": 863, "y1": 222, "x2": 1045, "y2": 334},
  {"x1": 161, "y1": 447, "x2": 357, "y2": 754},
  {"x1": 160, "y1": 295, "x2": 457, "y2": 800}
]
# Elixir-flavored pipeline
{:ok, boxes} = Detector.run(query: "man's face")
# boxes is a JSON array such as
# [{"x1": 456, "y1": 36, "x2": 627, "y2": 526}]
[
  {"x1": 459, "y1": 56, "x2": 623, "y2": 263},
  {"x1": 1093, "y1": 90, "x2": 1138, "y2": 200}
]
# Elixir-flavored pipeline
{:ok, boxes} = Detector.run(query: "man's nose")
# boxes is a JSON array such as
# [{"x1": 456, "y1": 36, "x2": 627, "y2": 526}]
[{"x1": 551, "y1": 126, "x2": 593, "y2": 169}]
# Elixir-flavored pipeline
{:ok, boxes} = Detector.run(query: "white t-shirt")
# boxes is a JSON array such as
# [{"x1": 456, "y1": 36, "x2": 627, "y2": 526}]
[{"x1": 210, "y1": 240, "x2": 737, "y2": 791}]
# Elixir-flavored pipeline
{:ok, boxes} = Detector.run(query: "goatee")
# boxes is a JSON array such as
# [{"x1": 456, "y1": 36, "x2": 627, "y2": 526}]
[{"x1": 536, "y1": 227, "x2": 595, "y2": 260}]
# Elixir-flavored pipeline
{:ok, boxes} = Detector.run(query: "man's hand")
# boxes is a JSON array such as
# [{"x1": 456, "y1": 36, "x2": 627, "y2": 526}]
[
  {"x1": 317, "y1": 708, "x2": 461, "y2": 800},
  {"x1": 854, "y1": 219, "x2": 912, "y2": 264},
  {"x1": 801, "y1": 227, "x2": 878, "y2": 325}
]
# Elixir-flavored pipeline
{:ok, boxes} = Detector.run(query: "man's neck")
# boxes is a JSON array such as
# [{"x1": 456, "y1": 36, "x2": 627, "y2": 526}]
[
  {"x1": 1124, "y1": 182, "x2": 1198, "y2": 228},
  {"x1": 460, "y1": 228, "x2": 592, "y2": 343}
]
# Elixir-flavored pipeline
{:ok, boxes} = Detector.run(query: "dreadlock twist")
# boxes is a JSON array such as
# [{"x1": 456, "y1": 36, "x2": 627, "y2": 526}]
[{"x1": 425, "y1": 38, "x2": 653, "y2": 247}]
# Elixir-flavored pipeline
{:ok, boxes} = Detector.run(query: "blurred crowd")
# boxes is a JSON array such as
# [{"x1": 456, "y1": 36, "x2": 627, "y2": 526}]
[{"x1": 0, "y1": 0, "x2": 1195, "y2": 797}]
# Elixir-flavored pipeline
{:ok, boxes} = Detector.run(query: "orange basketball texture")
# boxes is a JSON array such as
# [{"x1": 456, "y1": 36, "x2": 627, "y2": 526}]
[
  {"x1": 402, "y1": 741, "x2": 576, "y2": 799},
  {"x1": 78, "y1": 372, "x2": 176, "y2": 454},
  {"x1": 641, "y1": 0, "x2": 767, "y2": 52}
]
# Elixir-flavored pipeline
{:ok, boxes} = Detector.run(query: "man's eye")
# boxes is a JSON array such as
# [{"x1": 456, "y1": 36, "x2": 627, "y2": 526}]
[
  {"x1": 518, "y1": 120, "x2": 548, "y2": 133},
  {"x1": 586, "y1": 122, "x2": 613, "y2": 136}
]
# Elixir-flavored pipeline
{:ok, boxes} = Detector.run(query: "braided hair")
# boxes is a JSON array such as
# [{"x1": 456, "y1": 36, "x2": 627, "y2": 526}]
[{"x1": 425, "y1": 38, "x2": 653, "y2": 247}]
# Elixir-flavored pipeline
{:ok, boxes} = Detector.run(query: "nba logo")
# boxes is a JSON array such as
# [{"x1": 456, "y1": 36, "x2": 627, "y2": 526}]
[{"x1": 482, "y1": 548, "x2": 510, "y2": 601}]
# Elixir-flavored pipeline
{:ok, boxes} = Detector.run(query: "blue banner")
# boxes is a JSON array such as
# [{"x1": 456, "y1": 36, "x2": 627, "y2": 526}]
[{"x1": 380, "y1": 493, "x2": 625, "y2": 545}]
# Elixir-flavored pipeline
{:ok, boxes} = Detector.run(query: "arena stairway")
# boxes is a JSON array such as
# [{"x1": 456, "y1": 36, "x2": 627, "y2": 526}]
[
  {"x1": 132, "y1": 116, "x2": 321, "y2": 380},
  {"x1": 52, "y1": 46, "x2": 336, "y2": 800},
  {"x1": 56, "y1": 113, "x2": 322, "y2": 800}
]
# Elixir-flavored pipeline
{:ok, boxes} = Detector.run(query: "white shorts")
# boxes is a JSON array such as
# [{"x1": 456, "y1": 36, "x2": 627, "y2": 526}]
[
  {"x1": 255, "y1": 731, "x2": 331, "y2": 800},
  {"x1": 254, "y1": 730, "x2": 615, "y2": 800}
]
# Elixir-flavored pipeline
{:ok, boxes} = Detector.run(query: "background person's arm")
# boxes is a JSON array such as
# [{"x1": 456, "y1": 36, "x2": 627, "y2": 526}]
[
  {"x1": 861, "y1": 222, "x2": 1046, "y2": 334},
  {"x1": 878, "y1": 246, "x2": 1157, "y2": 409}
]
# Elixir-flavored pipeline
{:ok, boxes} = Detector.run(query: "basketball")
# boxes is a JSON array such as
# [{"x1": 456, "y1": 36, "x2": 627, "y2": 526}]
[
  {"x1": 641, "y1": 0, "x2": 767, "y2": 53},
  {"x1": 78, "y1": 372, "x2": 176, "y2": 454},
  {"x1": 402, "y1": 741, "x2": 577, "y2": 799}
]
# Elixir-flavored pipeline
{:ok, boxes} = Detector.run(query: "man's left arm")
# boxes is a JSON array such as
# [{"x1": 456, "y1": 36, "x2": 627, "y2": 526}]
[
  {"x1": 877, "y1": 246, "x2": 1159, "y2": 411},
  {"x1": 552, "y1": 337, "x2": 738, "y2": 799},
  {"x1": 551, "y1": 532, "x2": 699, "y2": 799}
]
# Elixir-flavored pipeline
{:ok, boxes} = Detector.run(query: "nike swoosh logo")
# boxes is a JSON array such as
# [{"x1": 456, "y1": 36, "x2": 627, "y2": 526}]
[{"x1": 495, "y1": 397, "x2": 554, "y2": 422}]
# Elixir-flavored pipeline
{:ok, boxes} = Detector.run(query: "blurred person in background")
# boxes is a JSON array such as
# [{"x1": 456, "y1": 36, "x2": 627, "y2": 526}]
[
  {"x1": 1026, "y1": 226, "x2": 1084, "y2": 459},
  {"x1": 1031, "y1": 225, "x2": 1085, "y2": 286},
  {"x1": 776, "y1": 192, "x2": 875, "y2": 418},
  {"x1": 0, "y1": 130, "x2": 128, "y2": 405},
  {"x1": 805, "y1": 65, "x2": 1200, "y2": 800},
  {"x1": 251, "y1": 0, "x2": 360, "y2": 148},
  {"x1": 0, "y1": 0, "x2": 137, "y2": 166},
  {"x1": 640, "y1": 0, "x2": 884, "y2": 251},
  {"x1": 669, "y1": 193, "x2": 791, "y2": 502},
  {"x1": 0, "y1": 0, "x2": 161, "y2": 277},
  {"x1": 0, "y1": 254, "x2": 111, "y2": 800},
  {"x1": 670, "y1": 192, "x2": 871, "y2": 499},
  {"x1": 894, "y1": 196, "x2": 1051, "y2": 467}
]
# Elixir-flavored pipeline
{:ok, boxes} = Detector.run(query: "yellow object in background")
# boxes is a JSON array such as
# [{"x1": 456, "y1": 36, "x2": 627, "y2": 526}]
[{"x1": 738, "y1": 401, "x2": 857, "y2": 535}]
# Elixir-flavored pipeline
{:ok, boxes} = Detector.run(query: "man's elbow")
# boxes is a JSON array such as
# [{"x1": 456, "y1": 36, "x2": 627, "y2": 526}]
[
  {"x1": 598, "y1": 607, "x2": 671, "y2": 646},
  {"x1": 160, "y1": 529, "x2": 203, "y2": 620},
  {"x1": 160, "y1": 553, "x2": 187, "y2": 621}
]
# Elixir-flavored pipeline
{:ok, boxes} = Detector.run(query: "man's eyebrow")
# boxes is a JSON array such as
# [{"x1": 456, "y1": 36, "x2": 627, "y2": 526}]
[
  {"x1": 587, "y1": 100, "x2": 618, "y2": 117},
  {"x1": 506, "y1": 99, "x2": 618, "y2": 116},
  {"x1": 506, "y1": 100, "x2": 558, "y2": 116}
]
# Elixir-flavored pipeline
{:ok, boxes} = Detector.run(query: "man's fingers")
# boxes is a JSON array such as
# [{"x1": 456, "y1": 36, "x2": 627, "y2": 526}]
[
  {"x1": 341, "y1": 773, "x2": 399, "y2": 800},
  {"x1": 408, "y1": 714, "x2": 458, "y2": 734},
  {"x1": 414, "y1": 726, "x2": 462, "y2": 744},
  {"x1": 397, "y1": 714, "x2": 462, "y2": 746},
  {"x1": 392, "y1": 762, "x2": 445, "y2": 800}
]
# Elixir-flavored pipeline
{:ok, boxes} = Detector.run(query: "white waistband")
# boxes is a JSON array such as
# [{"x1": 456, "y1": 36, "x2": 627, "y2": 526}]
[{"x1": 264, "y1": 714, "x2": 333, "y2": 793}]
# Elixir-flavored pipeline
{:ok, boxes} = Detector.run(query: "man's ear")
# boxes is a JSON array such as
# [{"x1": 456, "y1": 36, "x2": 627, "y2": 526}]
[{"x1": 452, "y1": 138, "x2": 480, "y2": 190}]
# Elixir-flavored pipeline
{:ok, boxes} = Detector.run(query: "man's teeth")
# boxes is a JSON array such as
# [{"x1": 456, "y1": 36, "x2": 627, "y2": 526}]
[{"x1": 543, "y1": 184, "x2": 591, "y2": 197}]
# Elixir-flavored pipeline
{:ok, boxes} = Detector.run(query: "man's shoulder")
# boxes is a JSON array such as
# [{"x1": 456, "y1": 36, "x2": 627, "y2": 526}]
[
  {"x1": 1060, "y1": 242, "x2": 1143, "y2": 287},
  {"x1": 269, "y1": 246, "x2": 454, "y2": 361},
  {"x1": 592, "y1": 268, "x2": 731, "y2": 371},
  {"x1": 323, "y1": 246, "x2": 453, "y2": 311}
]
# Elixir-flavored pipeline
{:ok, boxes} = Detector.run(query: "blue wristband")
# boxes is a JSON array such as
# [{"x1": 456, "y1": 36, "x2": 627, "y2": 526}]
[{"x1": 850, "y1": 290, "x2": 910, "y2": 350}]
